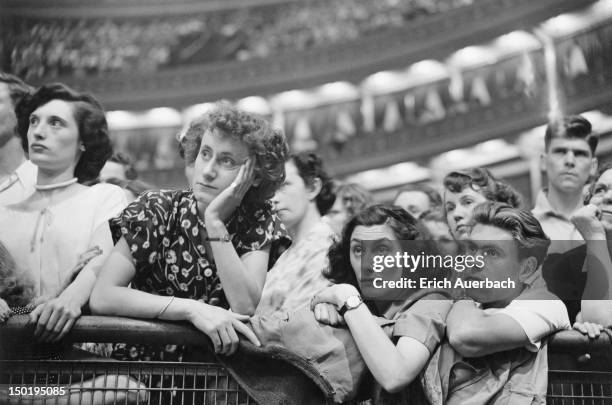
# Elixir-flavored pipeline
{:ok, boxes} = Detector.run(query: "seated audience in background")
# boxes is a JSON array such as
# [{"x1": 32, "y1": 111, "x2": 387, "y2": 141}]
[
  {"x1": 90, "y1": 103, "x2": 289, "y2": 360},
  {"x1": 544, "y1": 162, "x2": 612, "y2": 330},
  {"x1": 256, "y1": 152, "x2": 336, "y2": 314},
  {"x1": 99, "y1": 151, "x2": 138, "y2": 183},
  {"x1": 443, "y1": 167, "x2": 522, "y2": 240},
  {"x1": 0, "y1": 73, "x2": 35, "y2": 205},
  {"x1": 437, "y1": 202, "x2": 570, "y2": 404},
  {"x1": 393, "y1": 183, "x2": 442, "y2": 219},
  {"x1": 312, "y1": 205, "x2": 452, "y2": 401},
  {"x1": 324, "y1": 182, "x2": 374, "y2": 235},
  {"x1": 0, "y1": 83, "x2": 127, "y2": 344},
  {"x1": 533, "y1": 115, "x2": 598, "y2": 254},
  {"x1": 99, "y1": 152, "x2": 154, "y2": 202}
]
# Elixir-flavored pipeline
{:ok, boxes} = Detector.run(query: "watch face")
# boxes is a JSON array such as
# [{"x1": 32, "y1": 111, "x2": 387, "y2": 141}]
[{"x1": 347, "y1": 295, "x2": 362, "y2": 308}]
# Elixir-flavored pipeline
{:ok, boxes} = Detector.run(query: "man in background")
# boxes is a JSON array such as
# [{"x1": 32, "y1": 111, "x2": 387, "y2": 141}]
[{"x1": 0, "y1": 73, "x2": 35, "y2": 205}]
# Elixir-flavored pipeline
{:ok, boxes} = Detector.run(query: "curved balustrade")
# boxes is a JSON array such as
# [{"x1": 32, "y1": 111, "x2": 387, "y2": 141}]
[
  {"x1": 1, "y1": 0, "x2": 591, "y2": 110},
  {"x1": 324, "y1": 19, "x2": 612, "y2": 175}
]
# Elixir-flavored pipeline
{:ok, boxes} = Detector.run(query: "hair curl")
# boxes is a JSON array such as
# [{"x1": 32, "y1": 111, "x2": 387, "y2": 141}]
[
  {"x1": 16, "y1": 83, "x2": 111, "y2": 183},
  {"x1": 443, "y1": 168, "x2": 522, "y2": 209},
  {"x1": 290, "y1": 152, "x2": 335, "y2": 215},
  {"x1": 545, "y1": 115, "x2": 598, "y2": 154},
  {"x1": 470, "y1": 201, "x2": 551, "y2": 268},
  {"x1": 181, "y1": 102, "x2": 289, "y2": 206}
]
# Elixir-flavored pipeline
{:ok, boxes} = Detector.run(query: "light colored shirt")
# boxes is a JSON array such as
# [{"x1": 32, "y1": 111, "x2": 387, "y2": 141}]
[
  {"x1": 532, "y1": 190, "x2": 584, "y2": 254},
  {"x1": 0, "y1": 183, "x2": 127, "y2": 298},
  {"x1": 484, "y1": 274, "x2": 571, "y2": 352},
  {"x1": 0, "y1": 160, "x2": 37, "y2": 206},
  {"x1": 256, "y1": 220, "x2": 336, "y2": 314}
]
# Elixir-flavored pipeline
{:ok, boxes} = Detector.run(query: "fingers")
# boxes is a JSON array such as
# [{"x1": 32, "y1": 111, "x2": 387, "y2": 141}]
[
  {"x1": 573, "y1": 321, "x2": 604, "y2": 338},
  {"x1": 230, "y1": 312, "x2": 251, "y2": 322},
  {"x1": 34, "y1": 304, "x2": 53, "y2": 338},
  {"x1": 232, "y1": 319, "x2": 261, "y2": 347},
  {"x1": 218, "y1": 328, "x2": 234, "y2": 356},
  {"x1": 0, "y1": 299, "x2": 10, "y2": 322},
  {"x1": 29, "y1": 303, "x2": 44, "y2": 324},
  {"x1": 52, "y1": 317, "x2": 76, "y2": 343},
  {"x1": 38, "y1": 308, "x2": 65, "y2": 342},
  {"x1": 226, "y1": 327, "x2": 240, "y2": 356},
  {"x1": 314, "y1": 303, "x2": 330, "y2": 325},
  {"x1": 209, "y1": 330, "x2": 222, "y2": 354}
]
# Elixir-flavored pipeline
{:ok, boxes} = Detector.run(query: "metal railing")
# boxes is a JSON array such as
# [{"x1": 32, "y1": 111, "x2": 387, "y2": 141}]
[{"x1": 1, "y1": 315, "x2": 611, "y2": 404}]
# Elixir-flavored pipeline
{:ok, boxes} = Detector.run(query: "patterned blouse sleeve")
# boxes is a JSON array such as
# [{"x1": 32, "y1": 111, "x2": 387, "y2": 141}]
[
  {"x1": 229, "y1": 203, "x2": 290, "y2": 257},
  {"x1": 109, "y1": 190, "x2": 172, "y2": 266}
]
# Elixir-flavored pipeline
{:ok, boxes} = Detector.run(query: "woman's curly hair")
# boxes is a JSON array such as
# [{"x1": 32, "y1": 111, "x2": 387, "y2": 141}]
[
  {"x1": 181, "y1": 103, "x2": 289, "y2": 206},
  {"x1": 443, "y1": 168, "x2": 522, "y2": 208},
  {"x1": 324, "y1": 204, "x2": 431, "y2": 288},
  {"x1": 290, "y1": 152, "x2": 336, "y2": 215},
  {"x1": 16, "y1": 83, "x2": 111, "y2": 183}
]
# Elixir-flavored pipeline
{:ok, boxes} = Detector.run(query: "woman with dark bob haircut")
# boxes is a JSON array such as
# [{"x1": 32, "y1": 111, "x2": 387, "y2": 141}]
[
  {"x1": 443, "y1": 167, "x2": 522, "y2": 240},
  {"x1": 311, "y1": 204, "x2": 452, "y2": 401},
  {"x1": 91, "y1": 103, "x2": 290, "y2": 359},
  {"x1": 256, "y1": 152, "x2": 336, "y2": 314},
  {"x1": 16, "y1": 83, "x2": 112, "y2": 183},
  {"x1": 0, "y1": 82, "x2": 127, "y2": 344}
]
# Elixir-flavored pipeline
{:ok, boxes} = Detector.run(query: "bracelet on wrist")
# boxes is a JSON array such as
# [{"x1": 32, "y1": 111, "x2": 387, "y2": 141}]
[{"x1": 206, "y1": 234, "x2": 231, "y2": 242}]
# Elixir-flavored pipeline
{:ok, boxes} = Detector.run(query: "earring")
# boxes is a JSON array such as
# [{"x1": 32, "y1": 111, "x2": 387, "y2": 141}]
[{"x1": 79, "y1": 145, "x2": 86, "y2": 151}]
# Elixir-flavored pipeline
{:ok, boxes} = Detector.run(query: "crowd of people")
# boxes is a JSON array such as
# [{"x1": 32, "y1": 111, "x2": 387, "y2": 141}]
[
  {"x1": 0, "y1": 71, "x2": 611, "y2": 404},
  {"x1": 7, "y1": 0, "x2": 474, "y2": 80}
]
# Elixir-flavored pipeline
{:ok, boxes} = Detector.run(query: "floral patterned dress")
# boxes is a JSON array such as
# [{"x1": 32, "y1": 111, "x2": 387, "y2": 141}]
[{"x1": 108, "y1": 189, "x2": 288, "y2": 362}]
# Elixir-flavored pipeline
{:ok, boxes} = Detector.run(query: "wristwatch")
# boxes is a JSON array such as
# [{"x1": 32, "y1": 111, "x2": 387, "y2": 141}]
[{"x1": 338, "y1": 295, "x2": 363, "y2": 316}]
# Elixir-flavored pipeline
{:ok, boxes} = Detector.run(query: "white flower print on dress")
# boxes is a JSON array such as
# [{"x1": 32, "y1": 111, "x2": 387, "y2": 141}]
[{"x1": 165, "y1": 250, "x2": 177, "y2": 264}]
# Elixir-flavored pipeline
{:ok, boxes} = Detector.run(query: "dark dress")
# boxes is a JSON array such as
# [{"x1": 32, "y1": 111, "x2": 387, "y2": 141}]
[{"x1": 108, "y1": 189, "x2": 288, "y2": 362}]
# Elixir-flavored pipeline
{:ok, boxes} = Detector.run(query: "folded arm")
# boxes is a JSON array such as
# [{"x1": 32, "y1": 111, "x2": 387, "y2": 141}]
[{"x1": 446, "y1": 300, "x2": 529, "y2": 357}]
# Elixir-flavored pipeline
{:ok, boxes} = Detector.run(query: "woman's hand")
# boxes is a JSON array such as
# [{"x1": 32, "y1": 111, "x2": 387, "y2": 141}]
[
  {"x1": 0, "y1": 298, "x2": 10, "y2": 323},
  {"x1": 204, "y1": 158, "x2": 255, "y2": 223},
  {"x1": 573, "y1": 321, "x2": 605, "y2": 339},
  {"x1": 313, "y1": 303, "x2": 345, "y2": 326},
  {"x1": 29, "y1": 291, "x2": 82, "y2": 342},
  {"x1": 186, "y1": 302, "x2": 261, "y2": 355},
  {"x1": 311, "y1": 284, "x2": 360, "y2": 310},
  {"x1": 571, "y1": 204, "x2": 607, "y2": 241}
]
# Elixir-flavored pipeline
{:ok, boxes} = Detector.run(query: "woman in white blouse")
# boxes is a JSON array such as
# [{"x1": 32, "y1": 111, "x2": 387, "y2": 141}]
[{"x1": 0, "y1": 83, "x2": 126, "y2": 344}]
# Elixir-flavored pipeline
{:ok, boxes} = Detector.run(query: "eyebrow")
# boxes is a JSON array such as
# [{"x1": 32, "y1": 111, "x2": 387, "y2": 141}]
[{"x1": 550, "y1": 146, "x2": 590, "y2": 154}]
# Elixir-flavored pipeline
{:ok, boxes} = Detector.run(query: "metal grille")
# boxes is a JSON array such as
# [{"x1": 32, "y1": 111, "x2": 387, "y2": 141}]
[
  {"x1": 0, "y1": 360, "x2": 254, "y2": 405},
  {"x1": 547, "y1": 370, "x2": 612, "y2": 405}
]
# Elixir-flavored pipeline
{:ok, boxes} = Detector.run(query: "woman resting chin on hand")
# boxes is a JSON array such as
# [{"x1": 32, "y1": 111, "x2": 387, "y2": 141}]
[{"x1": 90, "y1": 104, "x2": 290, "y2": 358}]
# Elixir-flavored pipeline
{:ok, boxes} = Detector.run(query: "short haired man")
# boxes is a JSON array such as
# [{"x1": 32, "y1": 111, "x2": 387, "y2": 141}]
[
  {"x1": 393, "y1": 183, "x2": 442, "y2": 219},
  {"x1": 428, "y1": 202, "x2": 570, "y2": 404},
  {"x1": 0, "y1": 73, "x2": 35, "y2": 205},
  {"x1": 532, "y1": 115, "x2": 598, "y2": 254}
]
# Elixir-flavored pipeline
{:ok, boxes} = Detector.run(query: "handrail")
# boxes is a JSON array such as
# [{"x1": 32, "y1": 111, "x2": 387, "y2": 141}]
[{"x1": 1, "y1": 315, "x2": 611, "y2": 354}]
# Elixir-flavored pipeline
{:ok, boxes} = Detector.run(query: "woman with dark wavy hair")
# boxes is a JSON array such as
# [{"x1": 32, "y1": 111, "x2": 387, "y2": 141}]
[
  {"x1": 443, "y1": 167, "x2": 522, "y2": 240},
  {"x1": 256, "y1": 152, "x2": 336, "y2": 314},
  {"x1": 0, "y1": 82, "x2": 127, "y2": 342},
  {"x1": 91, "y1": 103, "x2": 290, "y2": 358},
  {"x1": 311, "y1": 204, "x2": 452, "y2": 401}
]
